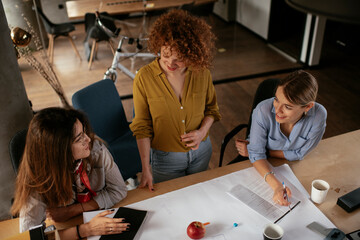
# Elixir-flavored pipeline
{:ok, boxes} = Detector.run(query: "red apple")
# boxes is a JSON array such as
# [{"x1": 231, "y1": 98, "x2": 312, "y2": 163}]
[{"x1": 187, "y1": 221, "x2": 206, "y2": 239}]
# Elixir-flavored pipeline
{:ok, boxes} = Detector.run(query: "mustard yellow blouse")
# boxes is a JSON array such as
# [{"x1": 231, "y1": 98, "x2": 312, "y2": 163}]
[{"x1": 130, "y1": 59, "x2": 221, "y2": 152}]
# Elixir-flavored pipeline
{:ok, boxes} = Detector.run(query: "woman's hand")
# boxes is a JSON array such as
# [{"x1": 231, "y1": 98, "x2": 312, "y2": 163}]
[
  {"x1": 181, "y1": 130, "x2": 205, "y2": 150},
  {"x1": 139, "y1": 168, "x2": 154, "y2": 192},
  {"x1": 272, "y1": 185, "x2": 292, "y2": 206},
  {"x1": 85, "y1": 210, "x2": 129, "y2": 237},
  {"x1": 235, "y1": 139, "x2": 249, "y2": 157}
]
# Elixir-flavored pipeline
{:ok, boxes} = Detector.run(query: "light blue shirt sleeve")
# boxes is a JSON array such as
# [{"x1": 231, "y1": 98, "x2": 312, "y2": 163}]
[
  {"x1": 247, "y1": 98, "x2": 327, "y2": 163},
  {"x1": 247, "y1": 99, "x2": 272, "y2": 162}
]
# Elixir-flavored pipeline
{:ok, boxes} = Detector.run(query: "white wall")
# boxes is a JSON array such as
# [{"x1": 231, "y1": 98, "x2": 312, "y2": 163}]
[
  {"x1": 236, "y1": 0, "x2": 271, "y2": 39},
  {"x1": 41, "y1": 0, "x2": 72, "y2": 23}
]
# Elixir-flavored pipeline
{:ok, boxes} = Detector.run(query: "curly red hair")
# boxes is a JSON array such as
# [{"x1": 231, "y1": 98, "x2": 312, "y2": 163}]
[{"x1": 148, "y1": 9, "x2": 216, "y2": 69}]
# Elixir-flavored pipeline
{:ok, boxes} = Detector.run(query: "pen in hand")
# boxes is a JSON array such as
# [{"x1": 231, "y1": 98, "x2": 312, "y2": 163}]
[{"x1": 282, "y1": 181, "x2": 291, "y2": 210}]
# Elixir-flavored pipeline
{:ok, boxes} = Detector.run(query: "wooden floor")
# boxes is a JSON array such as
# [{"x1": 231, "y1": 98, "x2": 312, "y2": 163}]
[{"x1": 18, "y1": 14, "x2": 360, "y2": 169}]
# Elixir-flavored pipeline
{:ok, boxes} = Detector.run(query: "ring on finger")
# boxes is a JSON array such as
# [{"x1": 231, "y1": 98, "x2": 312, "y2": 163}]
[{"x1": 110, "y1": 227, "x2": 113, "y2": 232}]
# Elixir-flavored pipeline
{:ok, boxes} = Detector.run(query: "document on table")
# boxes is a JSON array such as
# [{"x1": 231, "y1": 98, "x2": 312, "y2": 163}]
[{"x1": 228, "y1": 176, "x2": 301, "y2": 223}]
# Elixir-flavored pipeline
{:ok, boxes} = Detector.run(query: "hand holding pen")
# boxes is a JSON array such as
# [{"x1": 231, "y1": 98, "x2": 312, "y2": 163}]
[
  {"x1": 273, "y1": 182, "x2": 292, "y2": 206},
  {"x1": 282, "y1": 182, "x2": 292, "y2": 210}
]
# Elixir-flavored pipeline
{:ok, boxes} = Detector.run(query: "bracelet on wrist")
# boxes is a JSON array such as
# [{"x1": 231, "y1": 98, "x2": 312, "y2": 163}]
[
  {"x1": 263, "y1": 171, "x2": 275, "y2": 182},
  {"x1": 76, "y1": 224, "x2": 83, "y2": 239}
]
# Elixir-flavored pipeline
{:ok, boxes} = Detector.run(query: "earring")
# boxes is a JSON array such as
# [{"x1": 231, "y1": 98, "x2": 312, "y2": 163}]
[{"x1": 304, "y1": 111, "x2": 307, "y2": 116}]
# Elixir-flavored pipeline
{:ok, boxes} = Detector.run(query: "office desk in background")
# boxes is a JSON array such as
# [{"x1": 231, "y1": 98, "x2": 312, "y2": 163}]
[
  {"x1": 1, "y1": 130, "x2": 359, "y2": 239},
  {"x1": 66, "y1": 0, "x2": 217, "y2": 20}
]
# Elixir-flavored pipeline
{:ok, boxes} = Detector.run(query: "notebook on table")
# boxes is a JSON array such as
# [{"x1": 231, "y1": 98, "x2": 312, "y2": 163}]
[{"x1": 83, "y1": 207, "x2": 148, "y2": 240}]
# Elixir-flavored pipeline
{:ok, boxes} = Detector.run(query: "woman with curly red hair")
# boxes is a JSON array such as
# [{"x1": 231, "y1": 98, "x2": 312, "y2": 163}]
[{"x1": 130, "y1": 9, "x2": 221, "y2": 190}]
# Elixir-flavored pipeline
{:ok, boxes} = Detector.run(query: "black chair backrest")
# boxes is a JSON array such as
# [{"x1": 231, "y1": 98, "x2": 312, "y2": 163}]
[
  {"x1": 9, "y1": 129, "x2": 28, "y2": 175},
  {"x1": 218, "y1": 78, "x2": 280, "y2": 167},
  {"x1": 36, "y1": 7, "x2": 54, "y2": 34},
  {"x1": 246, "y1": 78, "x2": 280, "y2": 137}
]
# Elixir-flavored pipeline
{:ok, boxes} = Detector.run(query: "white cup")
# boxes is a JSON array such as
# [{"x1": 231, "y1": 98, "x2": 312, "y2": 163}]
[
  {"x1": 263, "y1": 223, "x2": 284, "y2": 240},
  {"x1": 311, "y1": 179, "x2": 330, "y2": 204}
]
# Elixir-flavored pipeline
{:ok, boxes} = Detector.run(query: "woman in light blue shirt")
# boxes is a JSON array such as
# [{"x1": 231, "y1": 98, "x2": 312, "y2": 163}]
[{"x1": 236, "y1": 70, "x2": 327, "y2": 206}]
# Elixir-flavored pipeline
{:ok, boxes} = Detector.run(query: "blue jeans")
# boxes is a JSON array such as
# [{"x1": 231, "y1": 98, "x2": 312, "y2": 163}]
[{"x1": 150, "y1": 137, "x2": 212, "y2": 183}]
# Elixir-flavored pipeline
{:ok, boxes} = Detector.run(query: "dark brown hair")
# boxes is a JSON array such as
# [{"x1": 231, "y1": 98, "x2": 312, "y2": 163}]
[
  {"x1": 279, "y1": 70, "x2": 318, "y2": 106},
  {"x1": 11, "y1": 107, "x2": 94, "y2": 215},
  {"x1": 148, "y1": 9, "x2": 216, "y2": 69}
]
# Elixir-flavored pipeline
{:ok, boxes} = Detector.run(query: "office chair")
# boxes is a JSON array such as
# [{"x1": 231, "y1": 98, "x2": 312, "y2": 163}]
[
  {"x1": 9, "y1": 128, "x2": 28, "y2": 175},
  {"x1": 72, "y1": 79, "x2": 142, "y2": 181},
  {"x1": 84, "y1": 12, "x2": 120, "y2": 70},
  {"x1": 36, "y1": 7, "x2": 81, "y2": 64},
  {"x1": 219, "y1": 78, "x2": 280, "y2": 167}
]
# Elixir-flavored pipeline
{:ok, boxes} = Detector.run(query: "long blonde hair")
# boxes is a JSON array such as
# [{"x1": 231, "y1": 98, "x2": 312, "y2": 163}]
[{"x1": 11, "y1": 107, "x2": 94, "y2": 215}]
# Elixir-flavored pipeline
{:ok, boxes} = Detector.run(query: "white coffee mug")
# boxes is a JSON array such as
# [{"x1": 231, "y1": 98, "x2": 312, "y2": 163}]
[
  {"x1": 263, "y1": 223, "x2": 284, "y2": 240},
  {"x1": 311, "y1": 179, "x2": 330, "y2": 204}
]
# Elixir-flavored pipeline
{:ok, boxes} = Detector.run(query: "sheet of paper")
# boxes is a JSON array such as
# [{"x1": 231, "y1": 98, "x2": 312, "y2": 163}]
[
  {"x1": 118, "y1": 164, "x2": 336, "y2": 239},
  {"x1": 274, "y1": 164, "x2": 310, "y2": 198},
  {"x1": 227, "y1": 168, "x2": 302, "y2": 223},
  {"x1": 228, "y1": 184, "x2": 299, "y2": 222}
]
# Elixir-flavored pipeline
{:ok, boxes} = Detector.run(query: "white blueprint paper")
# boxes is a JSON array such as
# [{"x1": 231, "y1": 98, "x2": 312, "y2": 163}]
[{"x1": 85, "y1": 164, "x2": 335, "y2": 240}]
